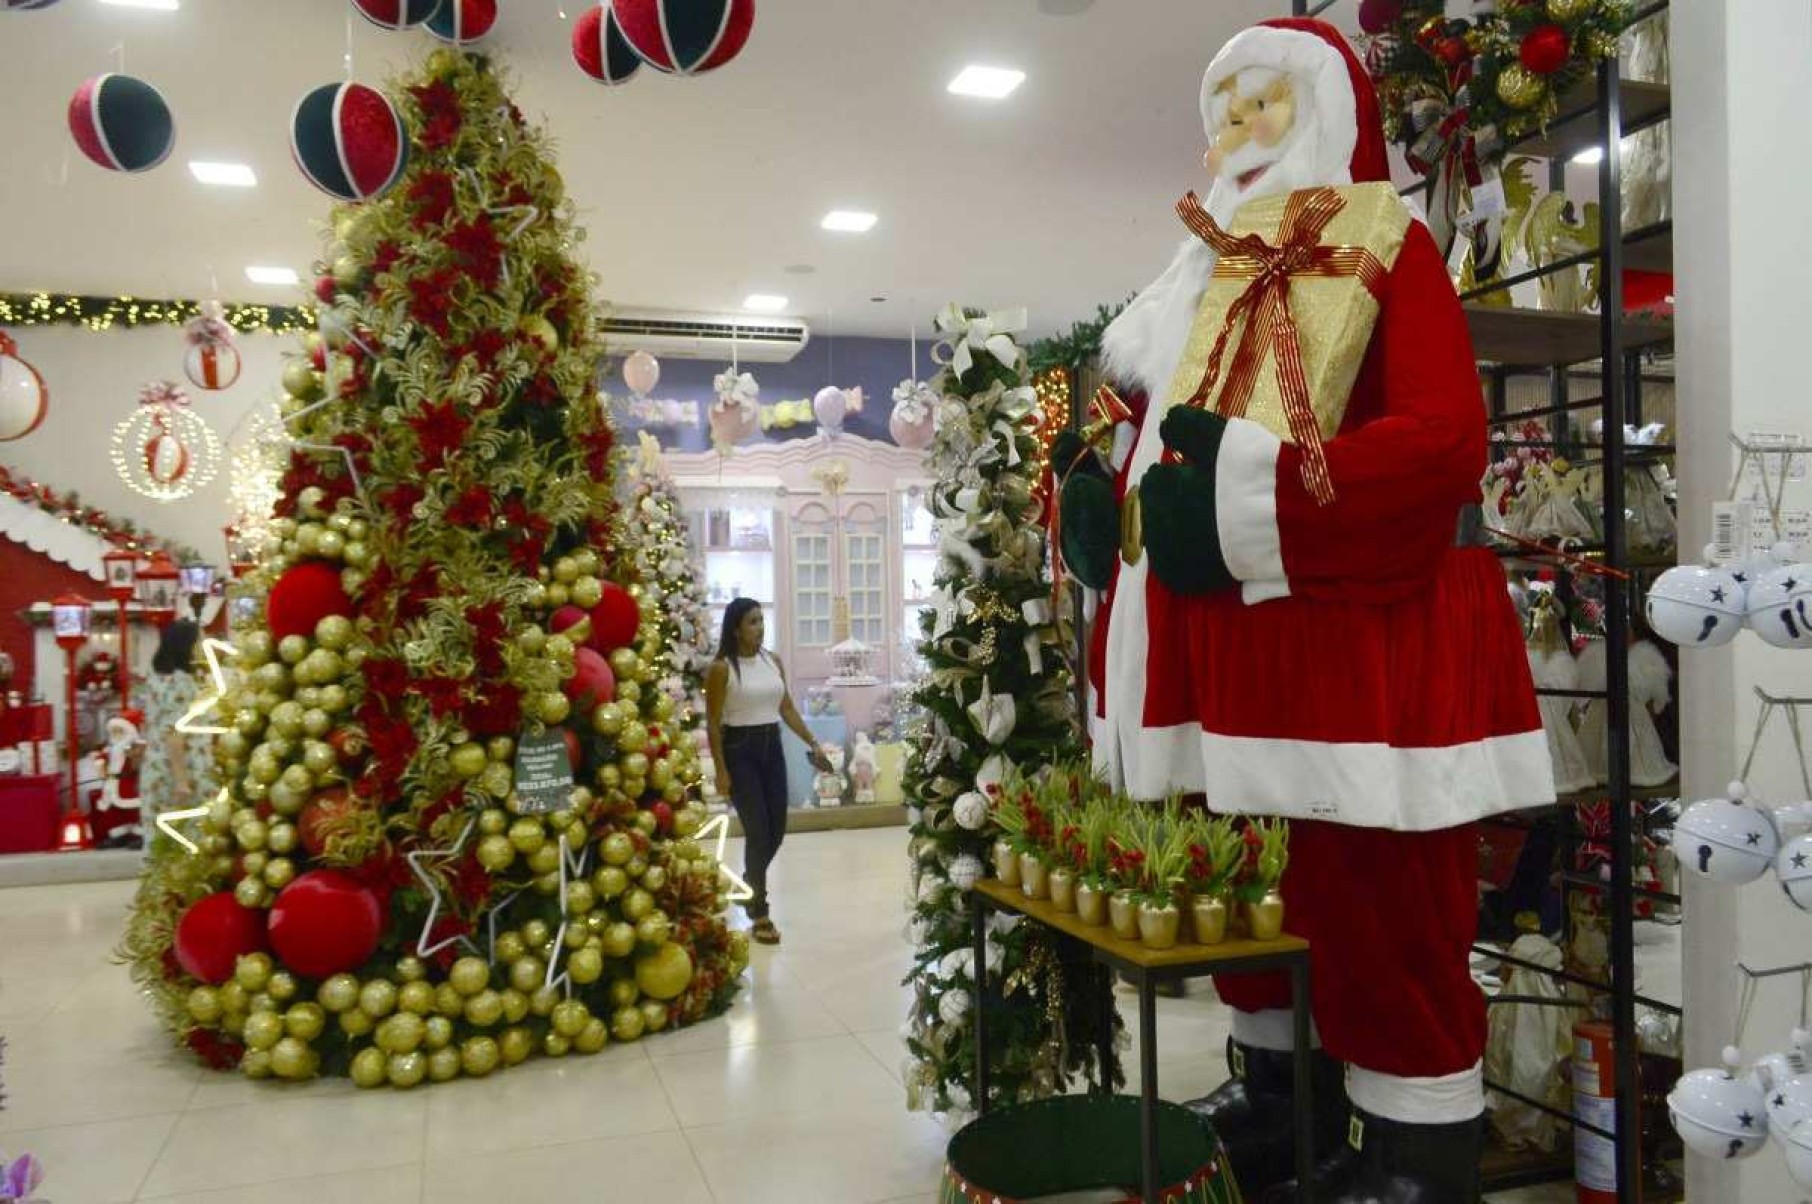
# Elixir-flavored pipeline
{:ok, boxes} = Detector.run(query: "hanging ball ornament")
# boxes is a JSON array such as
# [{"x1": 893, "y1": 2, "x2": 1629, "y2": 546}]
[
  {"x1": 953, "y1": 791, "x2": 990, "y2": 831},
  {"x1": 1668, "y1": 1046, "x2": 1770, "y2": 1161},
  {"x1": 0, "y1": 332, "x2": 49, "y2": 442},
  {"x1": 268, "y1": 561, "x2": 354, "y2": 641},
  {"x1": 573, "y1": 0, "x2": 643, "y2": 85},
  {"x1": 1356, "y1": 0, "x2": 1403, "y2": 35},
  {"x1": 1744, "y1": 564, "x2": 1812, "y2": 649},
  {"x1": 1545, "y1": 0, "x2": 1594, "y2": 21},
  {"x1": 947, "y1": 854, "x2": 984, "y2": 892},
  {"x1": 1494, "y1": 63, "x2": 1548, "y2": 110},
  {"x1": 68, "y1": 73, "x2": 174, "y2": 173},
  {"x1": 813, "y1": 386, "x2": 848, "y2": 437},
  {"x1": 427, "y1": 0, "x2": 499, "y2": 45},
  {"x1": 1673, "y1": 781, "x2": 1780, "y2": 885},
  {"x1": 351, "y1": 0, "x2": 440, "y2": 29},
  {"x1": 1519, "y1": 23, "x2": 1572, "y2": 75},
  {"x1": 938, "y1": 988, "x2": 973, "y2": 1026},
  {"x1": 112, "y1": 381, "x2": 222, "y2": 502},
  {"x1": 613, "y1": 0, "x2": 754, "y2": 76},
  {"x1": 622, "y1": 350, "x2": 661, "y2": 397},
  {"x1": 182, "y1": 304, "x2": 241, "y2": 391},
  {"x1": 1646, "y1": 563, "x2": 1746, "y2": 648},
  {"x1": 290, "y1": 82, "x2": 408, "y2": 202},
  {"x1": 1778, "y1": 834, "x2": 1812, "y2": 913}
]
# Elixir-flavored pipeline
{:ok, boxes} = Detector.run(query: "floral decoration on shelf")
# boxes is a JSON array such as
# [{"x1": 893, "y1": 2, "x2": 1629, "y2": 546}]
[{"x1": 0, "y1": 462, "x2": 197, "y2": 561}]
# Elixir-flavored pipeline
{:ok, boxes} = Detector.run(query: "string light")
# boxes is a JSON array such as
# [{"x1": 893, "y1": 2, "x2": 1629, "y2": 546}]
[
  {"x1": 1029, "y1": 367, "x2": 1072, "y2": 502},
  {"x1": 0, "y1": 291, "x2": 313, "y2": 336},
  {"x1": 0, "y1": 462, "x2": 195, "y2": 559}
]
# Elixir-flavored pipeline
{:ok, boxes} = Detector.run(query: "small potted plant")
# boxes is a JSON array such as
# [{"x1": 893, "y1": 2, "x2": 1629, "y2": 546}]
[
  {"x1": 1049, "y1": 807, "x2": 1080, "y2": 914},
  {"x1": 989, "y1": 783, "x2": 1025, "y2": 888},
  {"x1": 1072, "y1": 796, "x2": 1115, "y2": 926},
  {"x1": 1135, "y1": 803, "x2": 1191, "y2": 950},
  {"x1": 1105, "y1": 833, "x2": 1145, "y2": 941},
  {"x1": 1183, "y1": 815, "x2": 1245, "y2": 945},
  {"x1": 1237, "y1": 818, "x2": 1290, "y2": 941},
  {"x1": 1015, "y1": 773, "x2": 1059, "y2": 901}
]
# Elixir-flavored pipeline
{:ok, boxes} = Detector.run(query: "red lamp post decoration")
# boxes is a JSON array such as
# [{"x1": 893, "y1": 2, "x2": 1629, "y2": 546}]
[
  {"x1": 101, "y1": 544, "x2": 140, "y2": 707},
  {"x1": 51, "y1": 593, "x2": 93, "y2": 846},
  {"x1": 136, "y1": 550, "x2": 181, "y2": 629},
  {"x1": 224, "y1": 525, "x2": 256, "y2": 580}
]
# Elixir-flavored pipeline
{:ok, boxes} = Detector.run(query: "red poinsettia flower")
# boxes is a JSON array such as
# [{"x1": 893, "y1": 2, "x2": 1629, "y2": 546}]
[
  {"x1": 397, "y1": 566, "x2": 442, "y2": 624},
  {"x1": 459, "y1": 327, "x2": 510, "y2": 374},
  {"x1": 421, "y1": 915, "x2": 471, "y2": 972},
  {"x1": 418, "y1": 673, "x2": 467, "y2": 719},
  {"x1": 381, "y1": 481, "x2": 426, "y2": 524},
  {"x1": 578, "y1": 427, "x2": 616, "y2": 478},
  {"x1": 371, "y1": 241, "x2": 404, "y2": 277},
  {"x1": 185, "y1": 1028, "x2": 245, "y2": 1071},
  {"x1": 366, "y1": 713, "x2": 418, "y2": 780},
  {"x1": 521, "y1": 372, "x2": 564, "y2": 409},
  {"x1": 409, "y1": 79, "x2": 463, "y2": 151},
  {"x1": 463, "y1": 683, "x2": 522, "y2": 736},
  {"x1": 407, "y1": 399, "x2": 471, "y2": 472},
  {"x1": 452, "y1": 853, "x2": 491, "y2": 907},
  {"x1": 408, "y1": 269, "x2": 460, "y2": 338},
  {"x1": 363, "y1": 657, "x2": 408, "y2": 703},
  {"x1": 446, "y1": 217, "x2": 504, "y2": 290},
  {"x1": 467, "y1": 601, "x2": 509, "y2": 674},
  {"x1": 407, "y1": 170, "x2": 458, "y2": 228},
  {"x1": 446, "y1": 486, "x2": 493, "y2": 528}
]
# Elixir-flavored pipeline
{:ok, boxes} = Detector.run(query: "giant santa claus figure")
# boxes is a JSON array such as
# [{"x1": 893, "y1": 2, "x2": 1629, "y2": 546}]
[{"x1": 1054, "y1": 18, "x2": 1554, "y2": 1202}]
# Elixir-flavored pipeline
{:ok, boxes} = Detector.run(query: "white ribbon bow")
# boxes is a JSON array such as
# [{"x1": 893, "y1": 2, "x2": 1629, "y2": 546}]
[
  {"x1": 712, "y1": 369, "x2": 760, "y2": 418},
  {"x1": 934, "y1": 304, "x2": 1027, "y2": 380},
  {"x1": 966, "y1": 677, "x2": 1017, "y2": 747},
  {"x1": 892, "y1": 378, "x2": 938, "y2": 423}
]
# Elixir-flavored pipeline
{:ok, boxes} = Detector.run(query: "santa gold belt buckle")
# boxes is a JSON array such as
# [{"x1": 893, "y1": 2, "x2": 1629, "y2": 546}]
[{"x1": 1121, "y1": 485, "x2": 1143, "y2": 565}]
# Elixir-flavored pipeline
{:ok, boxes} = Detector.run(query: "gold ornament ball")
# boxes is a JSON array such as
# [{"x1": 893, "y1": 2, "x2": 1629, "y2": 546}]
[
  {"x1": 243, "y1": 1011, "x2": 284, "y2": 1051},
  {"x1": 450, "y1": 742, "x2": 488, "y2": 779},
  {"x1": 508, "y1": 816, "x2": 547, "y2": 856},
  {"x1": 611, "y1": 1005, "x2": 647, "y2": 1043},
  {"x1": 218, "y1": 981, "x2": 250, "y2": 1014},
  {"x1": 500, "y1": 1026, "x2": 535, "y2": 1066},
  {"x1": 617, "y1": 681, "x2": 642, "y2": 707},
  {"x1": 424, "y1": 1015, "x2": 454, "y2": 1049},
  {"x1": 435, "y1": 984, "x2": 466, "y2": 1017},
  {"x1": 487, "y1": 736, "x2": 516, "y2": 762},
  {"x1": 639, "y1": 999, "x2": 670, "y2": 1034},
  {"x1": 318, "y1": 974, "x2": 360, "y2": 1012},
  {"x1": 1546, "y1": 0, "x2": 1592, "y2": 19},
  {"x1": 519, "y1": 314, "x2": 559, "y2": 354},
  {"x1": 233, "y1": 876, "x2": 268, "y2": 909},
  {"x1": 575, "y1": 1017, "x2": 609, "y2": 1055},
  {"x1": 522, "y1": 919, "x2": 553, "y2": 949},
  {"x1": 377, "y1": 1012, "x2": 426, "y2": 1055},
  {"x1": 624, "y1": 853, "x2": 649, "y2": 879},
  {"x1": 387, "y1": 1051, "x2": 428, "y2": 1089},
  {"x1": 601, "y1": 921, "x2": 637, "y2": 959},
  {"x1": 508, "y1": 956, "x2": 545, "y2": 995},
  {"x1": 641, "y1": 865, "x2": 668, "y2": 893},
  {"x1": 1581, "y1": 28, "x2": 1618, "y2": 59},
  {"x1": 551, "y1": 999, "x2": 590, "y2": 1038},
  {"x1": 545, "y1": 582, "x2": 571, "y2": 608},
  {"x1": 350, "y1": 1047, "x2": 388, "y2": 1089},
  {"x1": 240, "y1": 1048, "x2": 274, "y2": 1079},
  {"x1": 461, "y1": 1036, "x2": 502, "y2": 1077},
  {"x1": 635, "y1": 913, "x2": 672, "y2": 950},
  {"x1": 394, "y1": 955, "x2": 427, "y2": 983},
  {"x1": 607, "y1": 980, "x2": 639, "y2": 1009},
  {"x1": 621, "y1": 751, "x2": 650, "y2": 780},
  {"x1": 267, "y1": 971, "x2": 299, "y2": 1003},
  {"x1": 282, "y1": 359, "x2": 322, "y2": 401},
  {"x1": 465, "y1": 989, "x2": 505, "y2": 1028},
  {"x1": 661, "y1": 780, "x2": 686, "y2": 805},
  {"x1": 263, "y1": 857, "x2": 297, "y2": 892},
  {"x1": 532, "y1": 869, "x2": 561, "y2": 896},
  {"x1": 235, "y1": 952, "x2": 274, "y2": 993},
  {"x1": 568, "y1": 946, "x2": 604, "y2": 984},
  {"x1": 553, "y1": 556, "x2": 580, "y2": 584},
  {"x1": 572, "y1": 549, "x2": 601, "y2": 577},
  {"x1": 537, "y1": 691, "x2": 572, "y2": 726},
  {"x1": 479, "y1": 807, "x2": 509, "y2": 836},
  {"x1": 271, "y1": 1036, "x2": 316, "y2": 1080},
  {"x1": 267, "y1": 822, "x2": 298, "y2": 855},
  {"x1": 284, "y1": 1002, "x2": 326, "y2": 1041},
  {"x1": 428, "y1": 1047, "x2": 462, "y2": 1083},
  {"x1": 591, "y1": 702, "x2": 624, "y2": 737},
  {"x1": 501, "y1": 989, "x2": 531, "y2": 1025},
  {"x1": 543, "y1": 1032, "x2": 572, "y2": 1058},
  {"x1": 1495, "y1": 63, "x2": 1547, "y2": 110},
  {"x1": 527, "y1": 843, "x2": 562, "y2": 876},
  {"x1": 450, "y1": 957, "x2": 492, "y2": 996},
  {"x1": 187, "y1": 986, "x2": 223, "y2": 1024},
  {"x1": 618, "y1": 722, "x2": 649, "y2": 755},
  {"x1": 477, "y1": 833, "x2": 516, "y2": 872},
  {"x1": 529, "y1": 984, "x2": 561, "y2": 1017},
  {"x1": 608, "y1": 647, "x2": 639, "y2": 679},
  {"x1": 592, "y1": 864, "x2": 629, "y2": 899},
  {"x1": 621, "y1": 887, "x2": 655, "y2": 922},
  {"x1": 481, "y1": 760, "x2": 515, "y2": 799},
  {"x1": 396, "y1": 981, "x2": 436, "y2": 1016},
  {"x1": 339, "y1": 1009, "x2": 375, "y2": 1038},
  {"x1": 278, "y1": 635, "x2": 311, "y2": 666},
  {"x1": 651, "y1": 695, "x2": 675, "y2": 723},
  {"x1": 570, "y1": 576, "x2": 604, "y2": 609},
  {"x1": 565, "y1": 881, "x2": 597, "y2": 915},
  {"x1": 358, "y1": 979, "x2": 398, "y2": 1018},
  {"x1": 494, "y1": 931, "x2": 526, "y2": 964}
]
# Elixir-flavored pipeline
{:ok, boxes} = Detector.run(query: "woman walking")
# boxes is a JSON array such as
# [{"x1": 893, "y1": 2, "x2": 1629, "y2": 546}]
[
  {"x1": 141, "y1": 618, "x2": 215, "y2": 851},
  {"x1": 705, "y1": 598, "x2": 828, "y2": 945}
]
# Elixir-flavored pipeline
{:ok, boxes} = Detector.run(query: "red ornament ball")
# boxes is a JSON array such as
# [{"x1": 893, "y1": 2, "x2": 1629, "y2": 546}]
[
  {"x1": 549, "y1": 604, "x2": 590, "y2": 639},
  {"x1": 1519, "y1": 24, "x2": 1572, "y2": 75},
  {"x1": 613, "y1": 0, "x2": 754, "y2": 76},
  {"x1": 1357, "y1": 0, "x2": 1403, "y2": 35},
  {"x1": 290, "y1": 81, "x2": 408, "y2": 202},
  {"x1": 68, "y1": 73, "x2": 174, "y2": 173},
  {"x1": 573, "y1": 1, "x2": 643, "y2": 85},
  {"x1": 267, "y1": 870, "x2": 383, "y2": 979},
  {"x1": 649, "y1": 800, "x2": 674, "y2": 835},
  {"x1": 589, "y1": 583, "x2": 640, "y2": 651},
  {"x1": 298, "y1": 786, "x2": 356, "y2": 858},
  {"x1": 427, "y1": 0, "x2": 497, "y2": 45},
  {"x1": 351, "y1": 0, "x2": 440, "y2": 30},
  {"x1": 173, "y1": 891, "x2": 270, "y2": 984},
  {"x1": 267, "y1": 561, "x2": 353, "y2": 641},
  {"x1": 1436, "y1": 36, "x2": 1472, "y2": 67},
  {"x1": 565, "y1": 646, "x2": 617, "y2": 709}
]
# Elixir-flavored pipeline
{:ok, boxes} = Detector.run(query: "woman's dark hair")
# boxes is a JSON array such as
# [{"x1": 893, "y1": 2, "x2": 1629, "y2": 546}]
[
  {"x1": 152, "y1": 618, "x2": 201, "y2": 675},
  {"x1": 716, "y1": 598, "x2": 762, "y2": 680}
]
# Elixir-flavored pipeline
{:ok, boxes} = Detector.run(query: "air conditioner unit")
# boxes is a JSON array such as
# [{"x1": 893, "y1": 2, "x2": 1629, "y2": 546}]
[{"x1": 600, "y1": 308, "x2": 811, "y2": 364}]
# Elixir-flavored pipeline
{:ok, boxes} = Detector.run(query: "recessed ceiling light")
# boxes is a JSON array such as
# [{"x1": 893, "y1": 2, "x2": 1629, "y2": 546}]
[
  {"x1": 743, "y1": 294, "x2": 788, "y2": 313},
  {"x1": 189, "y1": 161, "x2": 257, "y2": 188},
  {"x1": 99, "y1": 0, "x2": 180, "y2": 10},
  {"x1": 1571, "y1": 146, "x2": 1605, "y2": 165},
  {"x1": 948, "y1": 65, "x2": 1025, "y2": 100},
  {"x1": 821, "y1": 210, "x2": 878, "y2": 233},
  {"x1": 245, "y1": 266, "x2": 299, "y2": 286}
]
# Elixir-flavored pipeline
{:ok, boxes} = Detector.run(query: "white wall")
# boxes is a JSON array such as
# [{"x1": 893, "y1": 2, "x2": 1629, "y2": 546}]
[
  {"x1": 0, "y1": 319, "x2": 292, "y2": 558},
  {"x1": 1675, "y1": 2, "x2": 1812, "y2": 1200}
]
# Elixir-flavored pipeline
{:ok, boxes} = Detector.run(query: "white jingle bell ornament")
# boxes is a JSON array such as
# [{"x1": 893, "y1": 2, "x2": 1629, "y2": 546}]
[
  {"x1": 938, "y1": 988, "x2": 972, "y2": 1026},
  {"x1": 1789, "y1": 1118, "x2": 1812, "y2": 1189},
  {"x1": 953, "y1": 791, "x2": 990, "y2": 831},
  {"x1": 947, "y1": 853, "x2": 984, "y2": 892},
  {"x1": 1674, "y1": 781, "x2": 1779, "y2": 884},
  {"x1": 1752, "y1": 1033, "x2": 1812, "y2": 1135},
  {"x1": 1668, "y1": 1045, "x2": 1770, "y2": 1160},
  {"x1": 1646, "y1": 563, "x2": 1745, "y2": 647},
  {"x1": 1745, "y1": 563, "x2": 1812, "y2": 648},
  {"x1": 1780, "y1": 833, "x2": 1812, "y2": 912}
]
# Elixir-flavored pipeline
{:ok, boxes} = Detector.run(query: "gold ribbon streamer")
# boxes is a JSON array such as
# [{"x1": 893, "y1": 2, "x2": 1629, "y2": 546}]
[{"x1": 1170, "y1": 187, "x2": 1390, "y2": 507}]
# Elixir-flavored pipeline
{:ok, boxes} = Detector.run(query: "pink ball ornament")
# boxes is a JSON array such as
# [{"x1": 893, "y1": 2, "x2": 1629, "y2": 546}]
[
  {"x1": 708, "y1": 402, "x2": 757, "y2": 451},
  {"x1": 622, "y1": 350, "x2": 660, "y2": 397},
  {"x1": 565, "y1": 647, "x2": 617, "y2": 709},
  {"x1": 812, "y1": 386, "x2": 847, "y2": 436},
  {"x1": 573, "y1": 1, "x2": 643, "y2": 85},
  {"x1": 351, "y1": 0, "x2": 440, "y2": 29},
  {"x1": 0, "y1": 333, "x2": 49, "y2": 443},
  {"x1": 889, "y1": 402, "x2": 935, "y2": 450},
  {"x1": 290, "y1": 82, "x2": 408, "y2": 202},
  {"x1": 427, "y1": 0, "x2": 498, "y2": 44},
  {"x1": 68, "y1": 74, "x2": 174, "y2": 173},
  {"x1": 613, "y1": 0, "x2": 754, "y2": 76}
]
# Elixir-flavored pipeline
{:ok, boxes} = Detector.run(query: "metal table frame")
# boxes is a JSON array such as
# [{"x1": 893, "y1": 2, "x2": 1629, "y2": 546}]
[{"x1": 971, "y1": 880, "x2": 1314, "y2": 1203}]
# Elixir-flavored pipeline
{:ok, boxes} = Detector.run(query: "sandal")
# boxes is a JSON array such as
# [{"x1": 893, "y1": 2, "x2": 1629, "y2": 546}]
[{"x1": 751, "y1": 918, "x2": 781, "y2": 945}]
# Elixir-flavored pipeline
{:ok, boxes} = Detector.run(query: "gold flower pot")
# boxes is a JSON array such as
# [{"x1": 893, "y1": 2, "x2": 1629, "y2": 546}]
[
  {"x1": 1075, "y1": 883, "x2": 1108, "y2": 926},
  {"x1": 1248, "y1": 890, "x2": 1286, "y2": 942},
  {"x1": 993, "y1": 841, "x2": 1021, "y2": 888},
  {"x1": 1047, "y1": 868, "x2": 1077, "y2": 913},
  {"x1": 1138, "y1": 902, "x2": 1181, "y2": 951},
  {"x1": 1191, "y1": 895, "x2": 1230, "y2": 946},
  {"x1": 1108, "y1": 891, "x2": 1141, "y2": 941},
  {"x1": 1019, "y1": 854, "x2": 1050, "y2": 901}
]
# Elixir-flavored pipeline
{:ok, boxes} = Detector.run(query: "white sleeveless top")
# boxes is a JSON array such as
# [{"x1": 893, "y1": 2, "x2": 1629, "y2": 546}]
[{"x1": 721, "y1": 653, "x2": 785, "y2": 727}]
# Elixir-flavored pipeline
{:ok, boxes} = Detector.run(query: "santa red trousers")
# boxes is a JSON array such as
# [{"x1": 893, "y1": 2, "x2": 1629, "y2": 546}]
[{"x1": 1214, "y1": 819, "x2": 1484, "y2": 1085}]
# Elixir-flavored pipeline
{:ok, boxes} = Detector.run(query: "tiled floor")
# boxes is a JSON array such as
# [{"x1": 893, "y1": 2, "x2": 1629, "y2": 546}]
[{"x1": 0, "y1": 829, "x2": 1580, "y2": 1203}]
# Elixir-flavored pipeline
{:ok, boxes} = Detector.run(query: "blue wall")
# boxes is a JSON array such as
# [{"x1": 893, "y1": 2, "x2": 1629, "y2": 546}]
[{"x1": 611, "y1": 336, "x2": 941, "y2": 453}]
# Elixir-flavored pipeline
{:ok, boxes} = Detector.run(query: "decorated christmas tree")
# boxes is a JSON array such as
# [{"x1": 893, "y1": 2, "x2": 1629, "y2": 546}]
[
  {"x1": 119, "y1": 50, "x2": 744, "y2": 1087},
  {"x1": 617, "y1": 433, "x2": 712, "y2": 724},
  {"x1": 901, "y1": 307, "x2": 1112, "y2": 1114}
]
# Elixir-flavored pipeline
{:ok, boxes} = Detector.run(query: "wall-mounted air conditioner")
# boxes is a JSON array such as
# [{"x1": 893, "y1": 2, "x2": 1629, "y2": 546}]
[{"x1": 600, "y1": 308, "x2": 811, "y2": 363}]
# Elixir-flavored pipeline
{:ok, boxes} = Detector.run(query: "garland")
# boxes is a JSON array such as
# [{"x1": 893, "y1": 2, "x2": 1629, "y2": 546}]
[
  {"x1": 0, "y1": 292, "x2": 313, "y2": 336},
  {"x1": 0, "y1": 462, "x2": 198, "y2": 561},
  {"x1": 1028, "y1": 301, "x2": 1130, "y2": 375}
]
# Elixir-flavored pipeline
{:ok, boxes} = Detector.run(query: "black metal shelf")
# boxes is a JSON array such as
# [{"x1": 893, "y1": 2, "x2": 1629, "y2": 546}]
[
  {"x1": 1514, "y1": 80, "x2": 1672, "y2": 161},
  {"x1": 1466, "y1": 304, "x2": 1674, "y2": 368}
]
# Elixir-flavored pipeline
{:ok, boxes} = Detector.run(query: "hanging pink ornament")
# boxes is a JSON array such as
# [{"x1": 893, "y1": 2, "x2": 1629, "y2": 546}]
[
  {"x1": 182, "y1": 301, "x2": 241, "y2": 391},
  {"x1": 812, "y1": 385, "x2": 847, "y2": 437},
  {"x1": 888, "y1": 379, "x2": 936, "y2": 450},
  {"x1": 0, "y1": 332, "x2": 49, "y2": 443},
  {"x1": 709, "y1": 367, "x2": 759, "y2": 453},
  {"x1": 622, "y1": 350, "x2": 661, "y2": 397}
]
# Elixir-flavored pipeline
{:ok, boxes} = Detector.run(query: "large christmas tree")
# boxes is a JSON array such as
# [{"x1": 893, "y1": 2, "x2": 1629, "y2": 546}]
[
  {"x1": 901, "y1": 308, "x2": 1112, "y2": 1114},
  {"x1": 120, "y1": 50, "x2": 743, "y2": 1087}
]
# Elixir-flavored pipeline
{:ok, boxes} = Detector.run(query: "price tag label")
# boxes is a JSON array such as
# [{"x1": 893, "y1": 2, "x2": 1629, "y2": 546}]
[
  {"x1": 1710, "y1": 501, "x2": 1753, "y2": 566},
  {"x1": 512, "y1": 730, "x2": 574, "y2": 815},
  {"x1": 1461, "y1": 175, "x2": 1507, "y2": 227}
]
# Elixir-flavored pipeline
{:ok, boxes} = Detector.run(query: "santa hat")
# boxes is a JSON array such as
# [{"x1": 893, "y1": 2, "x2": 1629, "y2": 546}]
[
  {"x1": 108, "y1": 708, "x2": 145, "y2": 740},
  {"x1": 1199, "y1": 18, "x2": 1389, "y2": 186}
]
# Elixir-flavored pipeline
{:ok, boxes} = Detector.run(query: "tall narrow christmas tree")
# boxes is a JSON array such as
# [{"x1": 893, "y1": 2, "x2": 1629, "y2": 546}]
[
  {"x1": 617, "y1": 433, "x2": 712, "y2": 725},
  {"x1": 121, "y1": 50, "x2": 744, "y2": 1087},
  {"x1": 901, "y1": 307, "x2": 1109, "y2": 1114}
]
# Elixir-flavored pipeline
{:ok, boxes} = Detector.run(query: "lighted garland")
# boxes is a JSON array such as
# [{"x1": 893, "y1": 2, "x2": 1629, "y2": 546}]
[
  {"x1": 0, "y1": 292, "x2": 313, "y2": 336},
  {"x1": 0, "y1": 461, "x2": 196, "y2": 560}
]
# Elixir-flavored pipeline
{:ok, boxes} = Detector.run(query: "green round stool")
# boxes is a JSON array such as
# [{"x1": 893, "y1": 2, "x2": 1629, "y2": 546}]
[{"x1": 939, "y1": 1094, "x2": 1244, "y2": 1204}]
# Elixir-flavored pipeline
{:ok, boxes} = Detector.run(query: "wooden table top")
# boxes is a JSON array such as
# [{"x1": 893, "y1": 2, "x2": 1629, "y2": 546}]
[{"x1": 974, "y1": 879, "x2": 1309, "y2": 971}]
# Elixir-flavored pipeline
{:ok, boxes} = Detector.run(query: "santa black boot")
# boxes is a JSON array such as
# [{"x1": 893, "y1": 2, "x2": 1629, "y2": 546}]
[
  {"x1": 1183, "y1": 1037, "x2": 1347, "y2": 1195},
  {"x1": 1260, "y1": 1105, "x2": 1484, "y2": 1204}
]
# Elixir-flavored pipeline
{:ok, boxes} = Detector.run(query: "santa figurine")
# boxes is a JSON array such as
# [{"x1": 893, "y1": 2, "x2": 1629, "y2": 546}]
[
  {"x1": 1053, "y1": 18, "x2": 1552, "y2": 1202},
  {"x1": 93, "y1": 708, "x2": 146, "y2": 848}
]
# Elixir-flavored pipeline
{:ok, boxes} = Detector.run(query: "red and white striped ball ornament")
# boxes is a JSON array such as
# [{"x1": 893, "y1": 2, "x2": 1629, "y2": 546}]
[
  {"x1": 426, "y1": 0, "x2": 497, "y2": 44},
  {"x1": 182, "y1": 303, "x2": 241, "y2": 391},
  {"x1": 289, "y1": 82, "x2": 408, "y2": 202},
  {"x1": 613, "y1": 0, "x2": 754, "y2": 76},
  {"x1": 0, "y1": 333, "x2": 49, "y2": 443},
  {"x1": 572, "y1": 1, "x2": 643, "y2": 86},
  {"x1": 350, "y1": 0, "x2": 439, "y2": 29},
  {"x1": 67, "y1": 74, "x2": 174, "y2": 173}
]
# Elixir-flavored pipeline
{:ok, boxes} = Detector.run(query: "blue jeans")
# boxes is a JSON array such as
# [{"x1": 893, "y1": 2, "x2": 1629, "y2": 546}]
[{"x1": 722, "y1": 723, "x2": 789, "y2": 919}]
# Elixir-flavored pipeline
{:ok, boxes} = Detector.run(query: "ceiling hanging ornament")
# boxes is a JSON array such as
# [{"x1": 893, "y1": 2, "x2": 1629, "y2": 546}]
[
  {"x1": 182, "y1": 301, "x2": 242, "y2": 391},
  {"x1": 289, "y1": 82, "x2": 408, "y2": 202},
  {"x1": 573, "y1": 0, "x2": 643, "y2": 85},
  {"x1": 67, "y1": 73, "x2": 175, "y2": 173},
  {"x1": 350, "y1": 0, "x2": 440, "y2": 29},
  {"x1": 426, "y1": 0, "x2": 499, "y2": 45},
  {"x1": 112, "y1": 380, "x2": 222, "y2": 502},
  {"x1": 0, "y1": 331, "x2": 50, "y2": 442},
  {"x1": 613, "y1": 0, "x2": 755, "y2": 76},
  {"x1": 709, "y1": 367, "x2": 759, "y2": 453}
]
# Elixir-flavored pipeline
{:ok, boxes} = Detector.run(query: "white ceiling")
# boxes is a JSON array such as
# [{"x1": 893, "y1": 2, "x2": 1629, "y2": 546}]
[{"x1": 0, "y1": 0, "x2": 1319, "y2": 339}]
